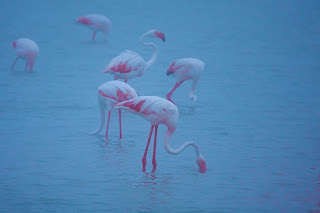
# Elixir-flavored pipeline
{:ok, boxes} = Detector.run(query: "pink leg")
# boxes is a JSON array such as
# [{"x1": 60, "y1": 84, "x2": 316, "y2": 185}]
[
  {"x1": 166, "y1": 81, "x2": 184, "y2": 104},
  {"x1": 114, "y1": 77, "x2": 118, "y2": 80},
  {"x1": 151, "y1": 125, "x2": 158, "y2": 173},
  {"x1": 142, "y1": 125, "x2": 154, "y2": 172},
  {"x1": 124, "y1": 80, "x2": 128, "y2": 83},
  {"x1": 24, "y1": 61, "x2": 29, "y2": 72},
  {"x1": 105, "y1": 110, "x2": 111, "y2": 140},
  {"x1": 118, "y1": 109, "x2": 122, "y2": 140},
  {"x1": 11, "y1": 57, "x2": 18, "y2": 70},
  {"x1": 92, "y1": 31, "x2": 96, "y2": 40},
  {"x1": 29, "y1": 59, "x2": 34, "y2": 72}
]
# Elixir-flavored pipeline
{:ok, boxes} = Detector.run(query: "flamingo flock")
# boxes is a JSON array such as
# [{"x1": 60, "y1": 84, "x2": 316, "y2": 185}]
[{"x1": 11, "y1": 14, "x2": 207, "y2": 174}]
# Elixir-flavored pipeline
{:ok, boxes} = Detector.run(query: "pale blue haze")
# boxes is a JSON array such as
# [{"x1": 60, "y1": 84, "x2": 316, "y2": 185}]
[{"x1": 0, "y1": 0, "x2": 320, "y2": 212}]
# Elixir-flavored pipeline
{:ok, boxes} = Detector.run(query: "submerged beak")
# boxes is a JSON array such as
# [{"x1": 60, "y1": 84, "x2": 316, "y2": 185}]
[{"x1": 166, "y1": 71, "x2": 173, "y2": 76}]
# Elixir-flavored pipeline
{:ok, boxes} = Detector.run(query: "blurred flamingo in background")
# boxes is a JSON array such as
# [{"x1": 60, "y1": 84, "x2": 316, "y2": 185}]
[
  {"x1": 90, "y1": 80, "x2": 138, "y2": 140},
  {"x1": 103, "y1": 30, "x2": 165, "y2": 83},
  {"x1": 75, "y1": 14, "x2": 111, "y2": 40},
  {"x1": 11, "y1": 38, "x2": 39, "y2": 72},
  {"x1": 115, "y1": 96, "x2": 207, "y2": 173},
  {"x1": 166, "y1": 58, "x2": 205, "y2": 104}
]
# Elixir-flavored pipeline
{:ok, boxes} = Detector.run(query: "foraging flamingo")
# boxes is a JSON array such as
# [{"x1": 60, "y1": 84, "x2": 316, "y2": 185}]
[
  {"x1": 90, "y1": 80, "x2": 138, "y2": 140},
  {"x1": 114, "y1": 96, "x2": 207, "y2": 173},
  {"x1": 11, "y1": 38, "x2": 39, "y2": 72},
  {"x1": 75, "y1": 14, "x2": 111, "y2": 40},
  {"x1": 103, "y1": 30, "x2": 165, "y2": 83},
  {"x1": 166, "y1": 58, "x2": 205, "y2": 104}
]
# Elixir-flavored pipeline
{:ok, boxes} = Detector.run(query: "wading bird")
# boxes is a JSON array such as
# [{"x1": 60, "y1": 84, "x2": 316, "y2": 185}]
[
  {"x1": 115, "y1": 96, "x2": 207, "y2": 173},
  {"x1": 103, "y1": 30, "x2": 165, "y2": 83},
  {"x1": 11, "y1": 38, "x2": 39, "y2": 72},
  {"x1": 166, "y1": 58, "x2": 205, "y2": 104},
  {"x1": 90, "y1": 80, "x2": 138, "y2": 140},
  {"x1": 75, "y1": 14, "x2": 111, "y2": 40}
]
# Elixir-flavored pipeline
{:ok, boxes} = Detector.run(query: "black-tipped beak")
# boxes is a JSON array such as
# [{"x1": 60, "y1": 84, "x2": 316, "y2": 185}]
[
  {"x1": 166, "y1": 71, "x2": 173, "y2": 76},
  {"x1": 163, "y1": 38, "x2": 165, "y2": 42}
]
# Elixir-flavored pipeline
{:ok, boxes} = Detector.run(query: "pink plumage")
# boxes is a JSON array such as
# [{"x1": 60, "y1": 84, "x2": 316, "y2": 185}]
[
  {"x1": 11, "y1": 38, "x2": 39, "y2": 72},
  {"x1": 75, "y1": 14, "x2": 111, "y2": 40},
  {"x1": 166, "y1": 58, "x2": 205, "y2": 104},
  {"x1": 90, "y1": 80, "x2": 138, "y2": 140},
  {"x1": 115, "y1": 96, "x2": 207, "y2": 173},
  {"x1": 103, "y1": 30, "x2": 165, "y2": 82}
]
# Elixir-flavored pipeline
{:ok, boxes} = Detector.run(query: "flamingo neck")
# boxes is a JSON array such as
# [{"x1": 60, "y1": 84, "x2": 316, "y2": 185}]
[
  {"x1": 140, "y1": 35, "x2": 158, "y2": 70},
  {"x1": 164, "y1": 128, "x2": 201, "y2": 157}
]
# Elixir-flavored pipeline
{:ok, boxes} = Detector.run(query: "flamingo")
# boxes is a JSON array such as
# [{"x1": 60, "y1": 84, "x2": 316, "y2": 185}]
[
  {"x1": 11, "y1": 38, "x2": 39, "y2": 72},
  {"x1": 75, "y1": 14, "x2": 111, "y2": 40},
  {"x1": 90, "y1": 80, "x2": 138, "y2": 140},
  {"x1": 114, "y1": 96, "x2": 207, "y2": 173},
  {"x1": 166, "y1": 58, "x2": 205, "y2": 104},
  {"x1": 103, "y1": 30, "x2": 165, "y2": 83}
]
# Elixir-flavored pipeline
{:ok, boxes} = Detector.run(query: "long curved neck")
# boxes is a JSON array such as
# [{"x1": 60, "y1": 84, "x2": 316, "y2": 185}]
[
  {"x1": 164, "y1": 127, "x2": 201, "y2": 157},
  {"x1": 140, "y1": 35, "x2": 158, "y2": 70}
]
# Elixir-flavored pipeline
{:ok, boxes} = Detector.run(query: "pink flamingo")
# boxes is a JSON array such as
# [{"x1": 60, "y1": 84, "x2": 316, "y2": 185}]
[
  {"x1": 103, "y1": 30, "x2": 165, "y2": 83},
  {"x1": 11, "y1": 38, "x2": 39, "y2": 72},
  {"x1": 90, "y1": 80, "x2": 138, "y2": 140},
  {"x1": 114, "y1": 96, "x2": 207, "y2": 173},
  {"x1": 166, "y1": 58, "x2": 205, "y2": 104},
  {"x1": 75, "y1": 14, "x2": 111, "y2": 40}
]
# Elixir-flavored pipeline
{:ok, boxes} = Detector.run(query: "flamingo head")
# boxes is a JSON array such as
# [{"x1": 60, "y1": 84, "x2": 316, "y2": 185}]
[
  {"x1": 196, "y1": 155, "x2": 207, "y2": 173},
  {"x1": 143, "y1": 30, "x2": 165, "y2": 42},
  {"x1": 12, "y1": 41, "x2": 17, "y2": 48},
  {"x1": 74, "y1": 17, "x2": 92, "y2": 26},
  {"x1": 166, "y1": 61, "x2": 176, "y2": 76}
]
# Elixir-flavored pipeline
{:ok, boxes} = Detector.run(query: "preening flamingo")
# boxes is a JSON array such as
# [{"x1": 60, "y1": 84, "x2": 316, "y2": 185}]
[
  {"x1": 75, "y1": 14, "x2": 111, "y2": 40},
  {"x1": 166, "y1": 58, "x2": 205, "y2": 104},
  {"x1": 114, "y1": 96, "x2": 207, "y2": 173},
  {"x1": 103, "y1": 30, "x2": 165, "y2": 83},
  {"x1": 11, "y1": 38, "x2": 39, "y2": 72},
  {"x1": 90, "y1": 80, "x2": 138, "y2": 140}
]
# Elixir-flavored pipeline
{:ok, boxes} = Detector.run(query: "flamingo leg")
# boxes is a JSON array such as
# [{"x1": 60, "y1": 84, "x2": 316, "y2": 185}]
[
  {"x1": 142, "y1": 125, "x2": 154, "y2": 172},
  {"x1": 24, "y1": 61, "x2": 29, "y2": 72},
  {"x1": 190, "y1": 80, "x2": 198, "y2": 101},
  {"x1": 118, "y1": 109, "x2": 122, "y2": 140},
  {"x1": 11, "y1": 57, "x2": 18, "y2": 70},
  {"x1": 29, "y1": 59, "x2": 34, "y2": 72},
  {"x1": 151, "y1": 125, "x2": 158, "y2": 173},
  {"x1": 92, "y1": 31, "x2": 96, "y2": 40},
  {"x1": 114, "y1": 77, "x2": 118, "y2": 80},
  {"x1": 166, "y1": 81, "x2": 184, "y2": 104},
  {"x1": 105, "y1": 110, "x2": 111, "y2": 140}
]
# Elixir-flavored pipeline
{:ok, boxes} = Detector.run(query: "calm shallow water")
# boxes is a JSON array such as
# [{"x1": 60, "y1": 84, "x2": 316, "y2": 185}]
[{"x1": 1, "y1": 0, "x2": 320, "y2": 212}]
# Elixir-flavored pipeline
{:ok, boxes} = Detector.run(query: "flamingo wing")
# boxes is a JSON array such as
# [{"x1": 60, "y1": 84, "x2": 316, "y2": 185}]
[
  {"x1": 86, "y1": 14, "x2": 111, "y2": 31},
  {"x1": 114, "y1": 96, "x2": 177, "y2": 124},
  {"x1": 104, "y1": 51, "x2": 146, "y2": 75},
  {"x1": 98, "y1": 80, "x2": 138, "y2": 102}
]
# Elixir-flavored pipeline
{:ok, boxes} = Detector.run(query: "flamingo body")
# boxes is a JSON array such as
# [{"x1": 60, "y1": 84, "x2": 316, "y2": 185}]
[
  {"x1": 103, "y1": 30, "x2": 165, "y2": 82},
  {"x1": 166, "y1": 58, "x2": 205, "y2": 104},
  {"x1": 115, "y1": 96, "x2": 207, "y2": 173},
  {"x1": 75, "y1": 14, "x2": 111, "y2": 40},
  {"x1": 11, "y1": 38, "x2": 39, "y2": 72},
  {"x1": 103, "y1": 50, "x2": 146, "y2": 80},
  {"x1": 91, "y1": 80, "x2": 138, "y2": 140}
]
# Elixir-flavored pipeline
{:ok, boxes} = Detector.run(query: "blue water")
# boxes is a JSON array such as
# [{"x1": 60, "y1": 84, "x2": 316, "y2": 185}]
[{"x1": 1, "y1": 0, "x2": 320, "y2": 212}]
